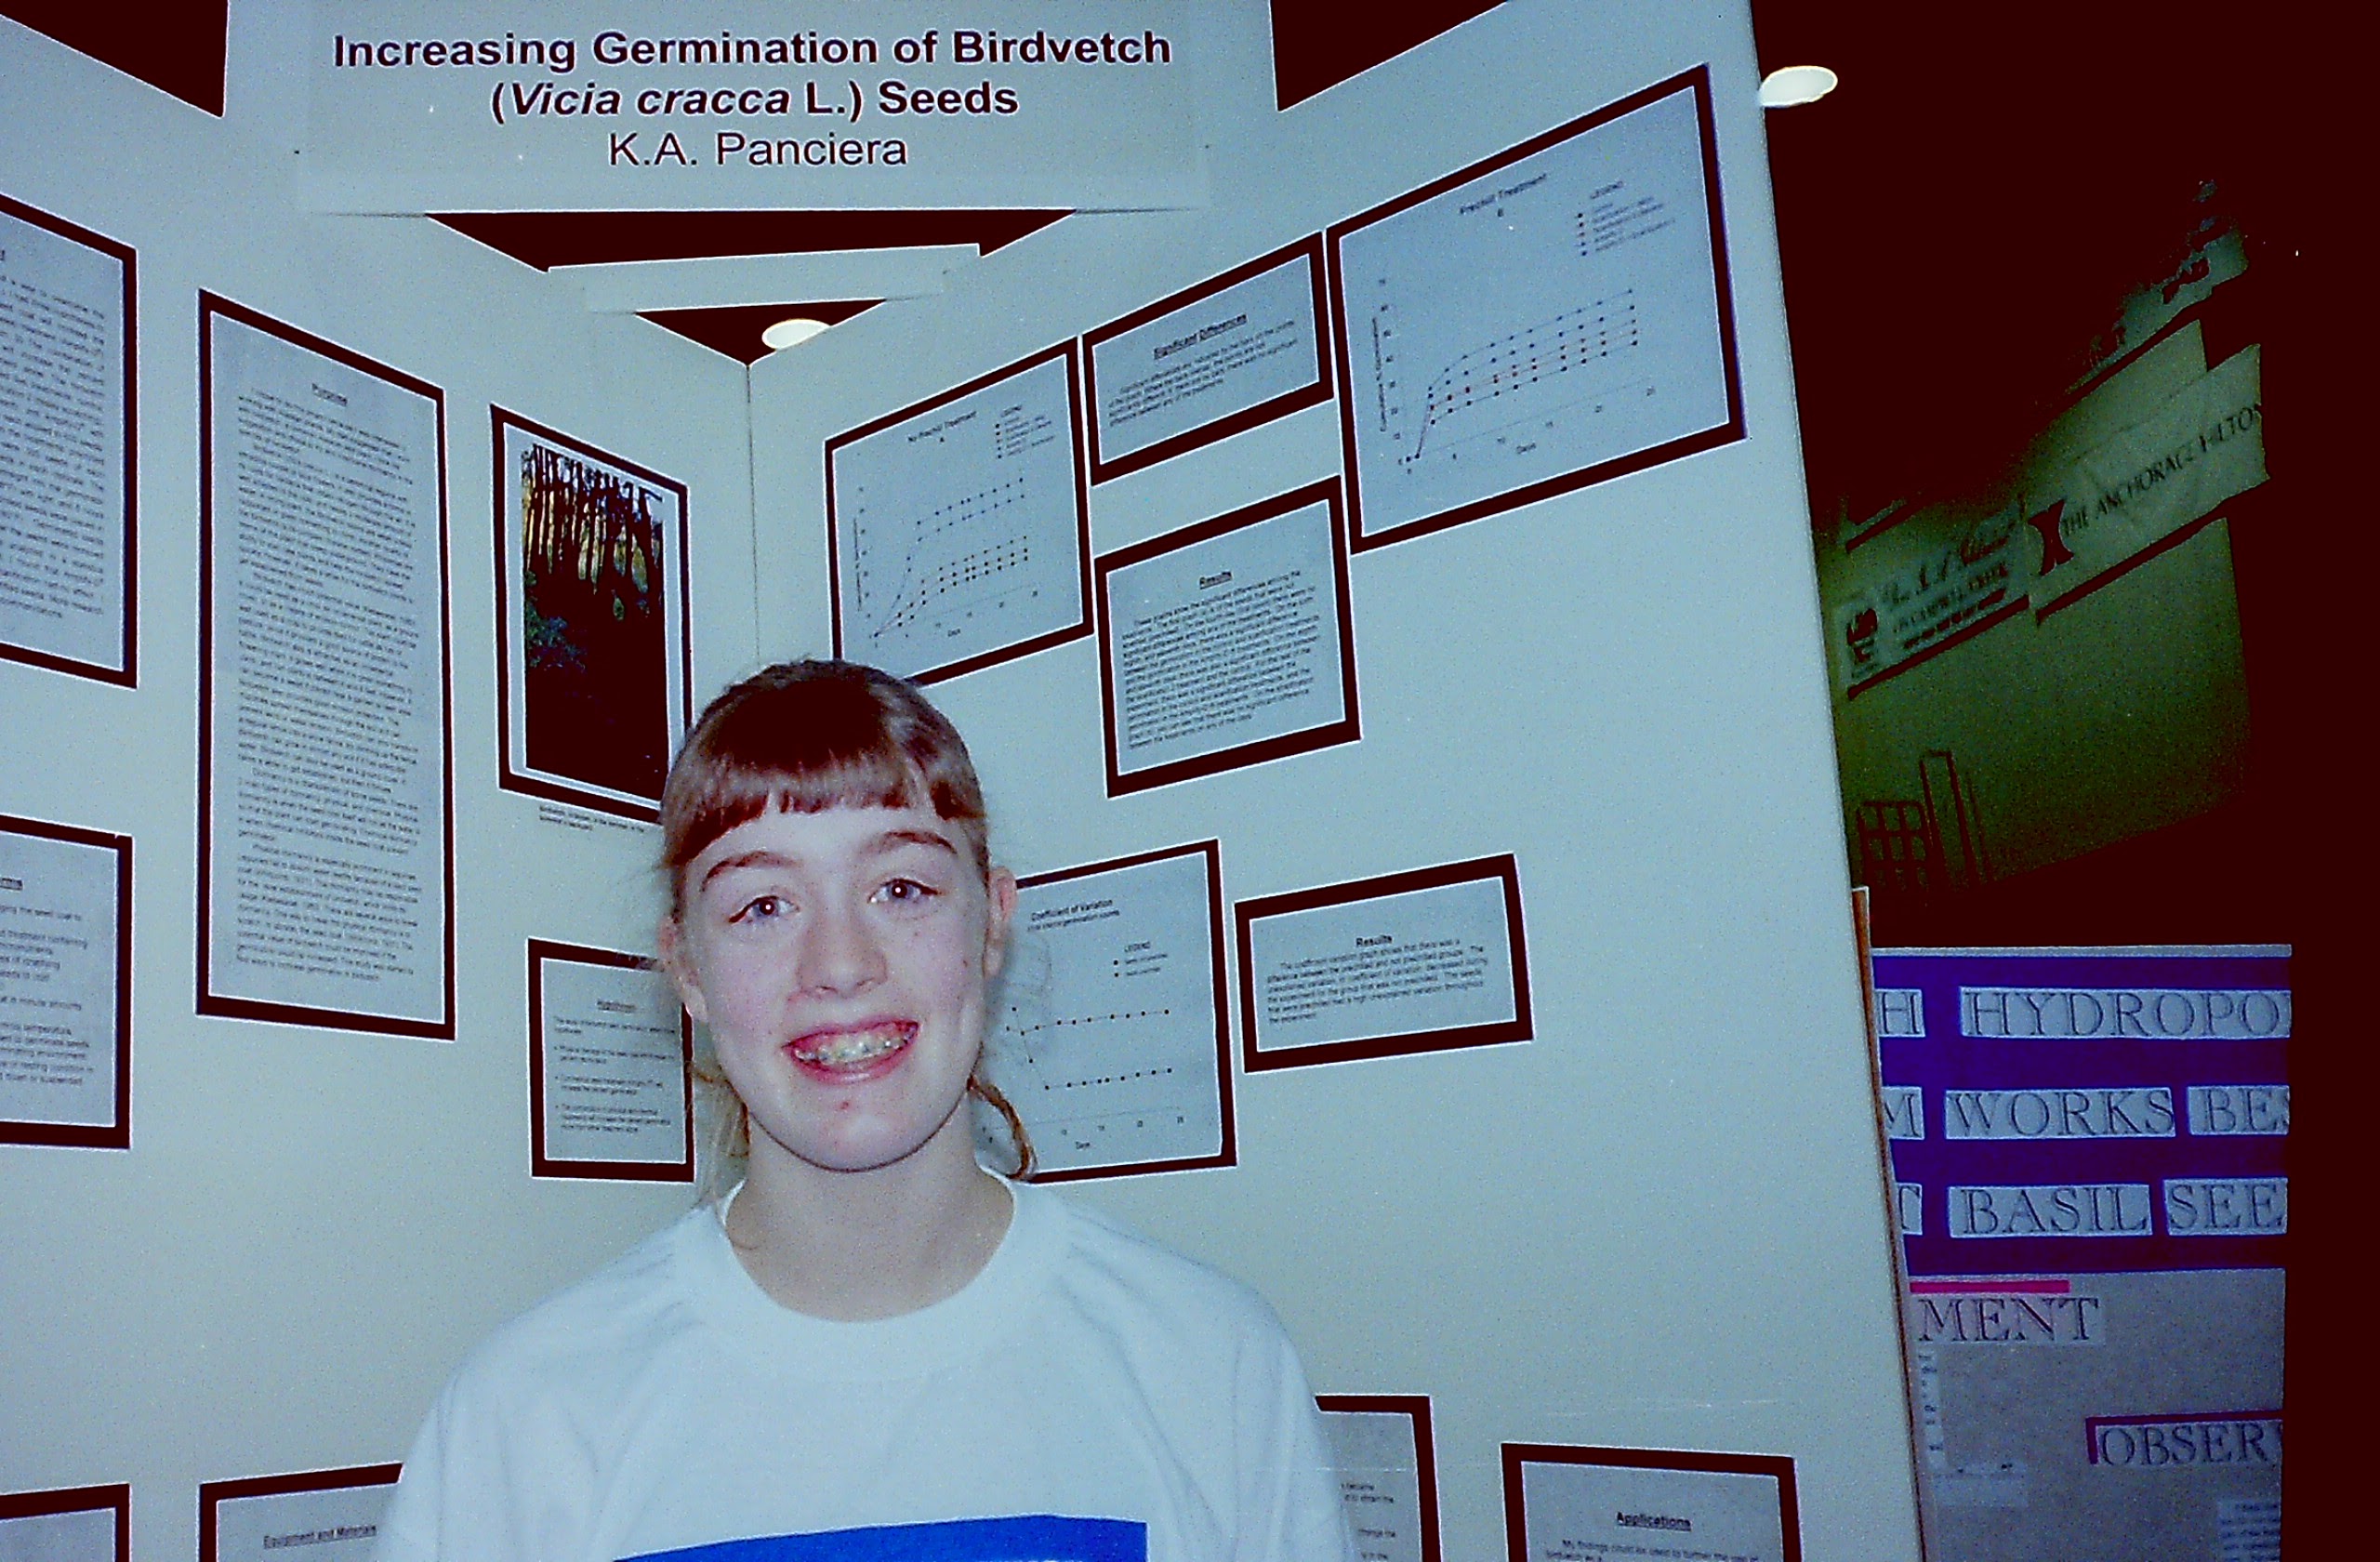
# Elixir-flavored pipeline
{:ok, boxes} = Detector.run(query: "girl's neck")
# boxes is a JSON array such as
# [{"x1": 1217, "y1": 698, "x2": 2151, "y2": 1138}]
[{"x1": 722, "y1": 1129, "x2": 1014, "y2": 1321}]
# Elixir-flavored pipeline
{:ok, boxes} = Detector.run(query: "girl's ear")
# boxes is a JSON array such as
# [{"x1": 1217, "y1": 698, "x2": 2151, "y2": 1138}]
[
  {"x1": 656, "y1": 917, "x2": 709, "y2": 1026},
  {"x1": 983, "y1": 867, "x2": 1019, "y2": 979}
]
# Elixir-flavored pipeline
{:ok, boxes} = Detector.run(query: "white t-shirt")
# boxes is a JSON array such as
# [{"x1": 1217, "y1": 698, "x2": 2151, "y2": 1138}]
[{"x1": 376, "y1": 1182, "x2": 1355, "y2": 1562}]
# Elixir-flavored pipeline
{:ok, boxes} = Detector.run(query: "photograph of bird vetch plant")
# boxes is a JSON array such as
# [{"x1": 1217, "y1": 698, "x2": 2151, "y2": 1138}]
[{"x1": 492, "y1": 408, "x2": 692, "y2": 822}]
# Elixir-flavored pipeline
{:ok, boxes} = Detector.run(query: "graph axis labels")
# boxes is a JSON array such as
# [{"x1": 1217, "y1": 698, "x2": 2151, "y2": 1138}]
[{"x1": 1327, "y1": 63, "x2": 1745, "y2": 552}]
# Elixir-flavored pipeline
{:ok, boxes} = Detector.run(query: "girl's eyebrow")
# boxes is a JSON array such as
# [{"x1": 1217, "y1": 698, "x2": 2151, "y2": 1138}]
[
  {"x1": 873, "y1": 827, "x2": 958, "y2": 856},
  {"x1": 697, "y1": 830, "x2": 958, "y2": 890},
  {"x1": 697, "y1": 849, "x2": 796, "y2": 890}
]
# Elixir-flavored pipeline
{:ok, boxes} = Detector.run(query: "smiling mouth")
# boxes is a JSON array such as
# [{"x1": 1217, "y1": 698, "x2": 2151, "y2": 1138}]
[{"x1": 789, "y1": 1023, "x2": 915, "y2": 1069}]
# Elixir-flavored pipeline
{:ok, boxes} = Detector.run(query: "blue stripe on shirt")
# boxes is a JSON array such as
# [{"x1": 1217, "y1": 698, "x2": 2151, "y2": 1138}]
[{"x1": 623, "y1": 1514, "x2": 1146, "y2": 1561}]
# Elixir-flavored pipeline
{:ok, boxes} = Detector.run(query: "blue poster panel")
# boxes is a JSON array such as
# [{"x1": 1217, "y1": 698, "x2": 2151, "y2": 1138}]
[{"x1": 1872, "y1": 946, "x2": 2286, "y2": 1562}]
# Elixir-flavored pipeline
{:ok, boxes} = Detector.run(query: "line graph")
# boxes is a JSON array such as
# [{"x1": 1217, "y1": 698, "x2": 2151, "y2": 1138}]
[
  {"x1": 980, "y1": 845, "x2": 1226, "y2": 1179},
  {"x1": 1389, "y1": 290, "x2": 1646, "y2": 465},
  {"x1": 853, "y1": 471, "x2": 1037, "y2": 642},
  {"x1": 1330, "y1": 71, "x2": 1739, "y2": 546},
  {"x1": 826, "y1": 348, "x2": 1086, "y2": 680},
  {"x1": 991, "y1": 993, "x2": 1203, "y2": 1165}
]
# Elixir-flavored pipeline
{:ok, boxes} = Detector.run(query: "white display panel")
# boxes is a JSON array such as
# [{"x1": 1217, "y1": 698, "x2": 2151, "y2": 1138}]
[
  {"x1": 984, "y1": 841, "x2": 1231, "y2": 1180},
  {"x1": 826, "y1": 344, "x2": 1089, "y2": 682},
  {"x1": 198, "y1": 295, "x2": 453, "y2": 1038},
  {"x1": 0, "y1": 192, "x2": 133, "y2": 684},
  {"x1": 1330, "y1": 67, "x2": 1740, "y2": 549}
]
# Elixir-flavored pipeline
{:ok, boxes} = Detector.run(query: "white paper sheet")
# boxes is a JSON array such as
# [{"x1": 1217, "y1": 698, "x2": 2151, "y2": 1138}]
[
  {"x1": 984, "y1": 845, "x2": 1225, "y2": 1176},
  {"x1": 202, "y1": 306, "x2": 448, "y2": 1031},
  {"x1": 1320, "y1": 1409, "x2": 1428, "y2": 1562},
  {"x1": 1091, "y1": 249, "x2": 1323, "y2": 469},
  {"x1": 536, "y1": 954, "x2": 689, "y2": 1168},
  {"x1": 211, "y1": 1480, "x2": 393, "y2": 1562},
  {"x1": 2216, "y1": 1496, "x2": 2279, "y2": 1562},
  {"x1": 1517, "y1": 1458, "x2": 1788, "y2": 1562},
  {"x1": 0, "y1": 825, "x2": 123, "y2": 1132},
  {"x1": 0, "y1": 1502, "x2": 117, "y2": 1562},
  {"x1": 829, "y1": 351, "x2": 1083, "y2": 679},
  {"x1": 1247, "y1": 871, "x2": 1517, "y2": 1055},
  {"x1": 0, "y1": 201, "x2": 129, "y2": 676},
  {"x1": 1335, "y1": 76, "x2": 1734, "y2": 542},
  {"x1": 1103, "y1": 493, "x2": 1346, "y2": 782}
]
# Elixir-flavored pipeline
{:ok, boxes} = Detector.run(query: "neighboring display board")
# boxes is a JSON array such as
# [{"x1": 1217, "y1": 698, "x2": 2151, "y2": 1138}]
[
  {"x1": 0, "y1": 1482, "x2": 127, "y2": 1562},
  {"x1": 1831, "y1": 498, "x2": 2027, "y2": 703},
  {"x1": 1082, "y1": 234, "x2": 1333, "y2": 482},
  {"x1": 825, "y1": 342, "x2": 1091, "y2": 683},
  {"x1": 1236, "y1": 854, "x2": 1529, "y2": 1071},
  {"x1": 1317, "y1": 1394, "x2": 1443, "y2": 1562},
  {"x1": 528, "y1": 939, "x2": 694, "y2": 1183},
  {"x1": 492, "y1": 409, "x2": 693, "y2": 823},
  {"x1": 983, "y1": 841, "x2": 1232, "y2": 1180},
  {"x1": 0, "y1": 191, "x2": 136, "y2": 685},
  {"x1": 1871, "y1": 945, "x2": 2287, "y2": 1562},
  {"x1": 198, "y1": 294, "x2": 454, "y2": 1039},
  {"x1": 0, "y1": 812, "x2": 130, "y2": 1148},
  {"x1": 199, "y1": 1464, "x2": 400, "y2": 1562},
  {"x1": 1503, "y1": 1445, "x2": 1800, "y2": 1562},
  {"x1": 1329, "y1": 65, "x2": 1741, "y2": 550},
  {"x1": 1095, "y1": 480, "x2": 1358, "y2": 796}
]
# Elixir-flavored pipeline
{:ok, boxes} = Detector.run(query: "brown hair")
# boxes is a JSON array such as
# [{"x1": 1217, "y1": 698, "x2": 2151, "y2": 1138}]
[{"x1": 662, "y1": 659, "x2": 1033, "y2": 1180}]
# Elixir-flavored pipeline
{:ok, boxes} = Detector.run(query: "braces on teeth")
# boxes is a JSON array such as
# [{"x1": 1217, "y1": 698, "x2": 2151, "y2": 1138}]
[{"x1": 796, "y1": 1029, "x2": 908, "y2": 1066}]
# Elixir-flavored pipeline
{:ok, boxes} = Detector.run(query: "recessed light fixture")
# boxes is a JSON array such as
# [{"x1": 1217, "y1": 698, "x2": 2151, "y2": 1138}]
[
  {"x1": 1758, "y1": 65, "x2": 1838, "y2": 108},
  {"x1": 762, "y1": 317, "x2": 830, "y2": 351}
]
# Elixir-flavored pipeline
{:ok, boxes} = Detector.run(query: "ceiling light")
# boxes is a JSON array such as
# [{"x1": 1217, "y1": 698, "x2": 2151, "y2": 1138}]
[
  {"x1": 762, "y1": 317, "x2": 830, "y2": 351},
  {"x1": 1758, "y1": 65, "x2": 1838, "y2": 108}
]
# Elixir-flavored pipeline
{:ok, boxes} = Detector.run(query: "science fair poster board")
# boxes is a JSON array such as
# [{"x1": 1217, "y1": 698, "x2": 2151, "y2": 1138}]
[
  {"x1": 825, "y1": 342, "x2": 1090, "y2": 683},
  {"x1": 197, "y1": 294, "x2": 454, "y2": 1039},
  {"x1": 528, "y1": 939, "x2": 694, "y2": 1183},
  {"x1": 492, "y1": 408, "x2": 693, "y2": 823},
  {"x1": 1082, "y1": 234, "x2": 1333, "y2": 483},
  {"x1": 0, "y1": 1483, "x2": 127, "y2": 1562},
  {"x1": 1317, "y1": 1394, "x2": 1443, "y2": 1562},
  {"x1": 1873, "y1": 946, "x2": 2287, "y2": 1562},
  {"x1": 1329, "y1": 65, "x2": 1742, "y2": 550},
  {"x1": 0, "y1": 190, "x2": 135, "y2": 685},
  {"x1": 1503, "y1": 1445, "x2": 1799, "y2": 1562},
  {"x1": 1095, "y1": 480, "x2": 1358, "y2": 796},
  {"x1": 198, "y1": 1464, "x2": 401, "y2": 1562},
  {"x1": 1237, "y1": 854, "x2": 1530, "y2": 1071},
  {"x1": 984, "y1": 840, "x2": 1232, "y2": 1180},
  {"x1": 0, "y1": 812, "x2": 130, "y2": 1149}
]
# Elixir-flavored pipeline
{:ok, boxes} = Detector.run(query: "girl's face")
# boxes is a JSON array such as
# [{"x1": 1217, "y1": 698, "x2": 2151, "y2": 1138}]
[{"x1": 664, "y1": 802, "x2": 1015, "y2": 1181}]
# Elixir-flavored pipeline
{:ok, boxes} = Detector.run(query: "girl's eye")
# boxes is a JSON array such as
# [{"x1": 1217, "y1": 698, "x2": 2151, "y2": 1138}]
[
  {"x1": 877, "y1": 878, "x2": 936, "y2": 906},
  {"x1": 732, "y1": 894, "x2": 787, "y2": 923}
]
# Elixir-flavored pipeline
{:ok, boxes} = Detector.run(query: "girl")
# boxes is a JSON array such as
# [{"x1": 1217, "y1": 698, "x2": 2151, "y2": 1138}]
[{"x1": 377, "y1": 660, "x2": 1355, "y2": 1562}]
